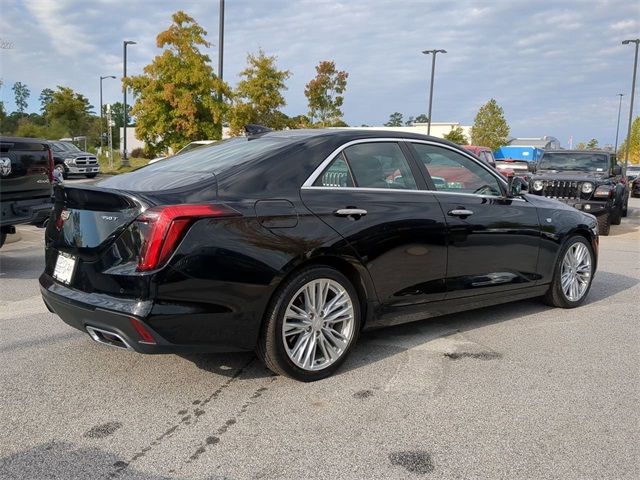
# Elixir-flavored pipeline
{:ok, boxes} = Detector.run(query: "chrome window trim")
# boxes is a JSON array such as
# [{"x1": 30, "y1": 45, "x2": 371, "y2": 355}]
[
  {"x1": 300, "y1": 185, "x2": 526, "y2": 202},
  {"x1": 302, "y1": 137, "x2": 523, "y2": 201}
]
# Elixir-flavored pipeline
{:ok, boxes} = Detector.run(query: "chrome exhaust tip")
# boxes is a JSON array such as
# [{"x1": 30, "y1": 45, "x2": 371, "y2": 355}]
[{"x1": 86, "y1": 326, "x2": 132, "y2": 350}]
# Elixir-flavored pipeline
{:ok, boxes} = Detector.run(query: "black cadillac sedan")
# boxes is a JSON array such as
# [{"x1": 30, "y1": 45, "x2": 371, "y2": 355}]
[{"x1": 40, "y1": 129, "x2": 598, "y2": 381}]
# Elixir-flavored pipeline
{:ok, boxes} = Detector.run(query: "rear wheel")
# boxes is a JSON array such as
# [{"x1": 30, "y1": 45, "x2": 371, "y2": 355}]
[
  {"x1": 596, "y1": 213, "x2": 610, "y2": 236},
  {"x1": 257, "y1": 266, "x2": 360, "y2": 381},
  {"x1": 543, "y1": 236, "x2": 594, "y2": 308},
  {"x1": 622, "y1": 199, "x2": 628, "y2": 217}
]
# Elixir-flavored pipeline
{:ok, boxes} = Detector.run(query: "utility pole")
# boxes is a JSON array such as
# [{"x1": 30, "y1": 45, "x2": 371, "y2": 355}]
[{"x1": 422, "y1": 49, "x2": 447, "y2": 136}]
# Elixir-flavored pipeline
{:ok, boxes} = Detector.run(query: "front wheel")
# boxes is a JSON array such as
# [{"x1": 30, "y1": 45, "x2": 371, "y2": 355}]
[
  {"x1": 596, "y1": 213, "x2": 610, "y2": 236},
  {"x1": 54, "y1": 163, "x2": 68, "y2": 180},
  {"x1": 543, "y1": 236, "x2": 594, "y2": 308},
  {"x1": 610, "y1": 206, "x2": 622, "y2": 225},
  {"x1": 257, "y1": 267, "x2": 361, "y2": 381}
]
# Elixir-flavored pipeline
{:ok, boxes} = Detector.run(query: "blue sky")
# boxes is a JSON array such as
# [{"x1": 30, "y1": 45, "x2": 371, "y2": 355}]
[{"x1": 0, "y1": 0, "x2": 638, "y2": 147}]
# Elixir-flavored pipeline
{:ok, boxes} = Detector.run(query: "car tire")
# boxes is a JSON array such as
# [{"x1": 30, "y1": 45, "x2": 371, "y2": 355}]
[
  {"x1": 622, "y1": 200, "x2": 628, "y2": 217},
  {"x1": 543, "y1": 235, "x2": 595, "y2": 309},
  {"x1": 54, "y1": 163, "x2": 68, "y2": 180},
  {"x1": 0, "y1": 233, "x2": 6, "y2": 249},
  {"x1": 257, "y1": 266, "x2": 361, "y2": 381},
  {"x1": 596, "y1": 213, "x2": 610, "y2": 236},
  {"x1": 610, "y1": 206, "x2": 622, "y2": 225}
]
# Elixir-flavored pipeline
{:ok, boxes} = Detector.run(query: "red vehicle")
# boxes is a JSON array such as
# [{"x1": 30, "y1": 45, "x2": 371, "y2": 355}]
[{"x1": 462, "y1": 145, "x2": 496, "y2": 168}]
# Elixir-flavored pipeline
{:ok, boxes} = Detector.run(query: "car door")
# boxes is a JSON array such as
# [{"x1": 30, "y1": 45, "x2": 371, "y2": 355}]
[
  {"x1": 407, "y1": 141, "x2": 541, "y2": 299},
  {"x1": 300, "y1": 139, "x2": 448, "y2": 311}
]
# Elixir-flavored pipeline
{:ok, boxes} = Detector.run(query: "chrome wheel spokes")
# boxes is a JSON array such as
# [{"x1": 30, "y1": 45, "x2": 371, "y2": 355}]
[
  {"x1": 282, "y1": 279, "x2": 355, "y2": 371},
  {"x1": 560, "y1": 243, "x2": 592, "y2": 302}
]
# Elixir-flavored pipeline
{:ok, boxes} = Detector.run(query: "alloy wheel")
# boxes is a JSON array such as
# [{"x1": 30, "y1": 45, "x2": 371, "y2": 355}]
[
  {"x1": 282, "y1": 278, "x2": 355, "y2": 371},
  {"x1": 560, "y1": 242, "x2": 592, "y2": 302}
]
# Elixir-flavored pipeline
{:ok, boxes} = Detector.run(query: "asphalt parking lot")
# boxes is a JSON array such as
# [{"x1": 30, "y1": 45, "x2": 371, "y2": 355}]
[{"x1": 1, "y1": 196, "x2": 639, "y2": 480}]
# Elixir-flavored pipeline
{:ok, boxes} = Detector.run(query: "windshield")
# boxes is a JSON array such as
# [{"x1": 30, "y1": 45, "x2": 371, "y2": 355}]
[
  {"x1": 145, "y1": 136, "x2": 290, "y2": 173},
  {"x1": 538, "y1": 152, "x2": 608, "y2": 172},
  {"x1": 176, "y1": 142, "x2": 210, "y2": 155},
  {"x1": 53, "y1": 142, "x2": 81, "y2": 153}
]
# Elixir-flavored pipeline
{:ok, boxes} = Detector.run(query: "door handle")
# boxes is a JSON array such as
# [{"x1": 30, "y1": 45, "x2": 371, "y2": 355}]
[
  {"x1": 335, "y1": 208, "x2": 367, "y2": 217},
  {"x1": 448, "y1": 209, "x2": 474, "y2": 217}
]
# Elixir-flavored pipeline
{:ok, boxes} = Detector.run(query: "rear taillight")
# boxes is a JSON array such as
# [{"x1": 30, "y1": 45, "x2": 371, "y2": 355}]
[
  {"x1": 47, "y1": 148, "x2": 54, "y2": 183},
  {"x1": 134, "y1": 204, "x2": 239, "y2": 271}
]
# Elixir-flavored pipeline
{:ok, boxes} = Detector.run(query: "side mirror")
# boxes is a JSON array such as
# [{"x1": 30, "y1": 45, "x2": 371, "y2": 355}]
[
  {"x1": 612, "y1": 165, "x2": 622, "y2": 176},
  {"x1": 507, "y1": 176, "x2": 524, "y2": 197}
]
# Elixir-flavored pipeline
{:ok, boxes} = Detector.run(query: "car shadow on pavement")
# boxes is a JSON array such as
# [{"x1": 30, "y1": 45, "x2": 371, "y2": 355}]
[
  {"x1": 339, "y1": 270, "x2": 639, "y2": 377},
  {"x1": 0, "y1": 442, "x2": 177, "y2": 480},
  {"x1": 177, "y1": 270, "x2": 638, "y2": 379}
]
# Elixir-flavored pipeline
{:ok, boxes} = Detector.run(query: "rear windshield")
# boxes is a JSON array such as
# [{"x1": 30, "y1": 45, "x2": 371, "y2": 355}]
[
  {"x1": 538, "y1": 152, "x2": 608, "y2": 172},
  {"x1": 145, "y1": 137, "x2": 290, "y2": 173}
]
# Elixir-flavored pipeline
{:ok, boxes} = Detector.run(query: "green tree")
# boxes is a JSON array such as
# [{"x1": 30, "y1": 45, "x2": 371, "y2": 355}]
[
  {"x1": 586, "y1": 138, "x2": 599, "y2": 149},
  {"x1": 12, "y1": 82, "x2": 30, "y2": 114},
  {"x1": 229, "y1": 49, "x2": 291, "y2": 135},
  {"x1": 125, "y1": 11, "x2": 229, "y2": 154},
  {"x1": 414, "y1": 113, "x2": 429, "y2": 124},
  {"x1": 44, "y1": 86, "x2": 94, "y2": 138},
  {"x1": 470, "y1": 98, "x2": 510, "y2": 150},
  {"x1": 619, "y1": 116, "x2": 640, "y2": 165},
  {"x1": 384, "y1": 112, "x2": 404, "y2": 127},
  {"x1": 304, "y1": 60, "x2": 348, "y2": 127},
  {"x1": 444, "y1": 126, "x2": 468, "y2": 145},
  {"x1": 39, "y1": 88, "x2": 54, "y2": 113},
  {"x1": 576, "y1": 142, "x2": 586, "y2": 150}
]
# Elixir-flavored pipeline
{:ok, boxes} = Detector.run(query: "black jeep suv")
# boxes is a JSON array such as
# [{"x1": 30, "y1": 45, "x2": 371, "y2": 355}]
[{"x1": 528, "y1": 150, "x2": 628, "y2": 235}]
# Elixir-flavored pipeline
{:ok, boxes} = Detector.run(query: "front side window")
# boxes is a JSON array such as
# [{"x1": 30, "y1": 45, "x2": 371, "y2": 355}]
[
  {"x1": 314, "y1": 142, "x2": 418, "y2": 190},
  {"x1": 412, "y1": 143, "x2": 502, "y2": 196}
]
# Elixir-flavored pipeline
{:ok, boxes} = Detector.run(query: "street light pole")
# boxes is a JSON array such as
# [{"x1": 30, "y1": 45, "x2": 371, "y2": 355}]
[
  {"x1": 614, "y1": 93, "x2": 624, "y2": 154},
  {"x1": 217, "y1": 0, "x2": 225, "y2": 137},
  {"x1": 422, "y1": 49, "x2": 447, "y2": 136},
  {"x1": 122, "y1": 40, "x2": 137, "y2": 167},
  {"x1": 99, "y1": 75, "x2": 116, "y2": 155},
  {"x1": 622, "y1": 39, "x2": 639, "y2": 174}
]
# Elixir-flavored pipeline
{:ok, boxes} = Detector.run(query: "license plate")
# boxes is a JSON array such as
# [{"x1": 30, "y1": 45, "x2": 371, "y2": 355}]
[{"x1": 53, "y1": 252, "x2": 77, "y2": 284}]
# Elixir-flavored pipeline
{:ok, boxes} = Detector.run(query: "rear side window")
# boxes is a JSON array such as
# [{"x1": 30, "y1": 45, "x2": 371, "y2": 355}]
[
  {"x1": 315, "y1": 142, "x2": 417, "y2": 190},
  {"x1": 146, "y1": 137, "x2": 289, "y2": 173}
]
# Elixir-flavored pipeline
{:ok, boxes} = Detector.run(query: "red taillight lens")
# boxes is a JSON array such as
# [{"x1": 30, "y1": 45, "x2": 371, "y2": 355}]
[
  {"x1": 135, "y1": 204, "x2": 239, "y2": 272},
  {"x1": 130, "y1": 317, "x2": 156, "y2": 344}
]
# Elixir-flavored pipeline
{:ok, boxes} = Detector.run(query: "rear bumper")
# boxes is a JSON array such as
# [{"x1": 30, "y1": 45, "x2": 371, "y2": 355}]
[
  {"x1": 1, "y1": 197, "x2": 52, "y2": 228},
  {"x1": 39, "y1": 273, "x2": 253, "y2": 354}
]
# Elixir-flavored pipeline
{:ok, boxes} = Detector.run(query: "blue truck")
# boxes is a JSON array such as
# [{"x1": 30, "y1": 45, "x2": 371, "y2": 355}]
[{"x1": 494, "y1": 146, "x2": 545, "y2": 163}]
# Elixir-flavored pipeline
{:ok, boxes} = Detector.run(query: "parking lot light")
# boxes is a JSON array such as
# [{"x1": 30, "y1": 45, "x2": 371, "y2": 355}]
[
  {"x1": 123, "y1": 40, "x2": 137, "y2": 167},
  {"x1": 422, "y1": 49, "x2": 447, "y2": 136},
  {"x1": 621, "y1": 39, "x2": 639, "y2": 175},
  {"x1": 100, "y1": 75, "x2": 116, "y2": 155}
]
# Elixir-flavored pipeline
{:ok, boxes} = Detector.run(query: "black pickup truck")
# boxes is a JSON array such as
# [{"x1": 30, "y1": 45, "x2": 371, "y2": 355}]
[
  {"x1": 0, "y1": 137, "x2": 54, "y2": 247},
  {"x1": 528, "y1": 150, "x2": 629, "y2": 235}
]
